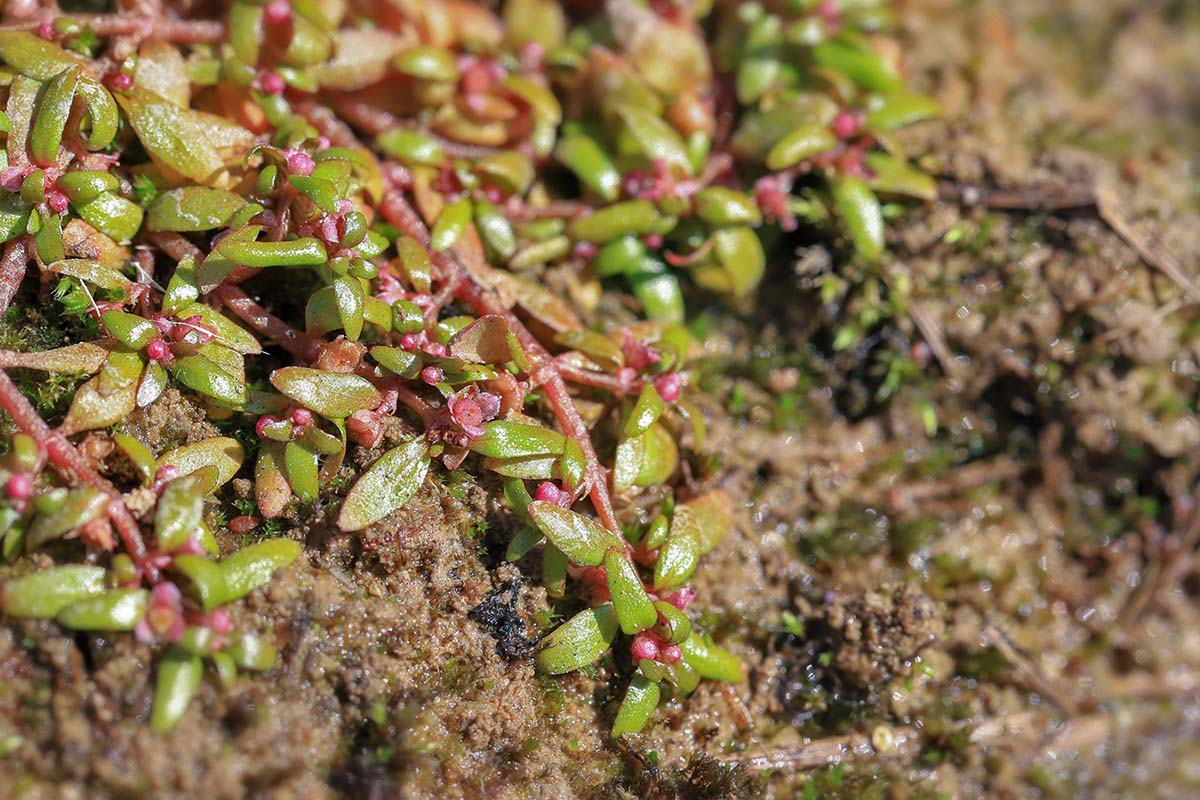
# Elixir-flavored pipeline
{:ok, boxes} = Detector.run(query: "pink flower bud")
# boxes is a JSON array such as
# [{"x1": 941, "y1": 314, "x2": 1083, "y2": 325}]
[
  {"x1": 36, "y1": 23, "x2": 56, "y2": 40},
  {"x1": 642, "y1": 233, "x2": 663, "y2": 249},
  {"x1": 658, "y1": 644, "x2": 683, "y2": 664},
  {"x1": 573, "y1": 241, "x2": 598, "y2": 261},
  {"x1": 109, "y1": 73, "x2": 133, "y2": 91},
  {"x1": 259, "y1": 71, "x2": 286, "y2": 95},
  {"x1": 46, "y1": 189, "x2": 69, "y2": 214},
  {"x1": 631, "y1": 633, "x2": 659, "y2": 662},
  {"x1": 423, "y1": 341, "x2": 448, "y2": 358},
  {"x1": 264, "y1": 0, "x2": 292, "y2": 24},
  {"x1": 653, "y1": 372, "x2": 683, "y2": 403},
  {"x1": 421, "y1": 366, "x2": 444, "y2": 385},
  {"x1": 397, "y1": 333, "x2": 423, "y2": 351},
  {"x1": 288, "y1": 407, "x2": 314, "y2": 428},
  {"x1": 285, "y1": 149, "x2": 315, "y2": 177},
  {"x1": 831, "y1": 110, "x2": 862, "y2": 140},
  {"x1": 6, "y1": 472, "x2": 32, "y2": 502},
  {"x1": 151, "y1": 465, "x2": 182, "y2": 495},
  {"x1": 145, "y1": 337, "x2": 171, "y2": 362},
  {"x1": 535, "y1": 482, "x2": 561, "y2": 503},
  {"x1": 208, "y1": 609, "x2": 234, "y2": 635},
  {"x1": 661, "y1": 587, "x2": 696, "y2": 610},
  {"x1": 256, "y1": 415, "x2": 280, "y2": 438}
]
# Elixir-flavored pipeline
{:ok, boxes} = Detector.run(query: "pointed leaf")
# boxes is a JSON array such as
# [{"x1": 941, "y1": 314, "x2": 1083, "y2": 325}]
[{"x1": 337, "y1": 437, "x2": 430, "y2": 531}]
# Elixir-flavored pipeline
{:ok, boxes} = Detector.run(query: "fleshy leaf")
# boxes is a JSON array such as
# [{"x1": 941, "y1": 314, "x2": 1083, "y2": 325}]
[{"x1": 337, "y1": 437, "x2": 430, "y2": 531}]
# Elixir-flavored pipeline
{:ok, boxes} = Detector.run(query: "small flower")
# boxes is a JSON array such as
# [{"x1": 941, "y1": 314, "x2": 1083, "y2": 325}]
[
  {"x1": 630, "y1": 632, "x2": 659, "y2": 661},
  {"x1": 754, "y1": 175, "x2": 797, "y2": 232},
  {"x1": 287, "y1": 407, "x2": 314, "y2": 428},
  {"x1": 284, "y1": 149, "x2": 315, "y2": 177},
  {"x1": 145, "y1": 337, "x2": 172, "y2": 364},
  {"x1": 621, "y1": 332, "x2": 661, "y2": 372},
  {"x1": 831, "y1": 110, "x2": 864, "y2": 140},
  {"x1": 263, "y1": 0, "x2": 292, "y2": 25},
  {"x1": 5, "y1": 472, "x2": 32, "y2": 512},
  {"x1": 135, "y1": 582, "x2": 186, "y2": 644},
  {"x1": 446, "y1": 386, "x2": 501, "y2": 438},
  {"x1": 652, "y1": 372, "x2": 683, "y2": 403}
]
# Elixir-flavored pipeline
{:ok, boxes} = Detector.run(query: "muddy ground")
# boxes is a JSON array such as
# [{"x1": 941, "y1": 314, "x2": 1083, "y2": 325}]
[{"x1": 2, "y1": 0, "x2": 1200, "y2": 797}]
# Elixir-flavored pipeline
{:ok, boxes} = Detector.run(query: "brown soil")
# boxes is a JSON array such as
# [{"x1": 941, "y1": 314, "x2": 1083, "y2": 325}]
[{"x1": 3, "y1": 1, "x2": 1200, "y2": 798}]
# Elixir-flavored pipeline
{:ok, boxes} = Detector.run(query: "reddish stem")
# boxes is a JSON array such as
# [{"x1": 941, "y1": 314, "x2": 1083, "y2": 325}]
[
  {"x1": 0, "y1": 14, "x2": 226, "y2": 44},
  {"x1": 0, "y1": 371, "x2": 149, "y2": 569},
  {"x1": 214, "y1": 285, "x2": 317, "y2": 360}
]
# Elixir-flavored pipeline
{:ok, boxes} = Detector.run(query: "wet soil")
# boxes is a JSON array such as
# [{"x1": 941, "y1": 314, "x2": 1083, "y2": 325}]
[{"x1": 2, "y1": 0, "x2": 1200, "y2": 798}]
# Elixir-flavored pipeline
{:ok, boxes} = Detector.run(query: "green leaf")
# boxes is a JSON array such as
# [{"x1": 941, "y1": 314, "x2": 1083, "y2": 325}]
[
  {"x1": 866, "y1": 91, "x2": 940, "y2": 131},
  {"x1": 30, "y1": 65, "x2": 79, "y2": 165},
  {"x1": 216, "y1": 236, "x2": 329, "y2": 268},
  {"x1": 611, "y1": 675, "x2": 660, "y2": 737},
  {"x1": 555, "y1": 134, "x2": 621, "y2": 201},
  {"x1": 332, "y1": 275, "x2": 364, "y2": 341},
  {"x1": 765, "y1": 122, "x2": 839, "y2": 171},
  {"x1": 526, "y1": 501, "x2": 624, "y2": 567},
  {"x1": 155, "y1": 474, "x2": 205, "y2": 553},
  {"x1": 158, "y1": 437, "x2": 245, "y2": 492},
  {"x1": 172, "y1": 302, "x2": 262, "y2": 354},
  {"x1": 56, "y1": 588, "x2": 148, "y2": 631},
  {"x1": 624, "y1": 383, "x2": 665, "y2": 439},
  {"x1": 270, "y1": 367, "x2": 382, "y2": 419},
  {"x1": 115, "y1": 88, "x2": 228, "y2": 183},
  {"x1": 147, "y1": 187, "x2": 247, "y2": 232},
  {"x1": 171, "y1": 353, "x2": 247, "y2": 407},
  {"x1": 812, "y1": 38, "x2": 903, "y2": 93},
  {"x1": 471, "y1": 420, "x2": 566, "y2": 459},
  {"x1": 626, "y1": 259, "x2": 684, "y2": 323},
  {"x1": 605, "y1": 550, "x2": 657, "y2": 635},
  {"x1": 0, "y1": 32, "x2": 86, "y2": 81},
  {"x1": 617, "y1": 105, "x2": 692, "y2": 175},
  {"x1": 863, "y1": 152, "x2": 937, "y2": 201},
  {"x1": 284, "y1": 440, "x2": 320, "y2": 501},
  {"x1": 151, "y1": 646, "x2": 203, "y2": 732},
  {"x1": 337, "y1": 437, "x2": 430, "y2": 531},
  {"x1": 653, "y1": 510, "x2": 701, "y2": 590},
  {"x1": 831, "y1": 175, "x2": 884, "y2": 261},
  {"x1": 430, "y1": 196, "x2": 472, "y2": 251},
  {"x1": 220, "y1": 539, "x2": 302, "y2": 603},
  {"x1": 172, "y1": 554, "x2": 227, "y2": 611},
  {"x1": 634, "y1": 422, "x2": 678, "y2": 488},
  {"x1": 535, "y1": 604, "x2": 619, "y2": 675},
  {"x1": 1, "y1": 565, "x2": 106, "y2": 618},
  {"x1": 679, "y1": 634, "x2": 744, "y2": 682}
]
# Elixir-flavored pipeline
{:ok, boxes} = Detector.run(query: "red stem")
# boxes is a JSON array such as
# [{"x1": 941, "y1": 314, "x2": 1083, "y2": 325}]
[
  {"x1": 0, "y1": 370, "x2": 149, "y2": 569},
  {"x1": 0, "y1": 14, "x2": 226, "y2": 43},
  {"x1": 214, "y1": 285, "x2": 317, "y2": 360}
]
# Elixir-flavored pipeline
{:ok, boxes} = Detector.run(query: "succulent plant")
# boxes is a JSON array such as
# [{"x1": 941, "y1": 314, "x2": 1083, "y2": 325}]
[{"x1": 0, "y1": 0, "x2": 934, "y2": 735}]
